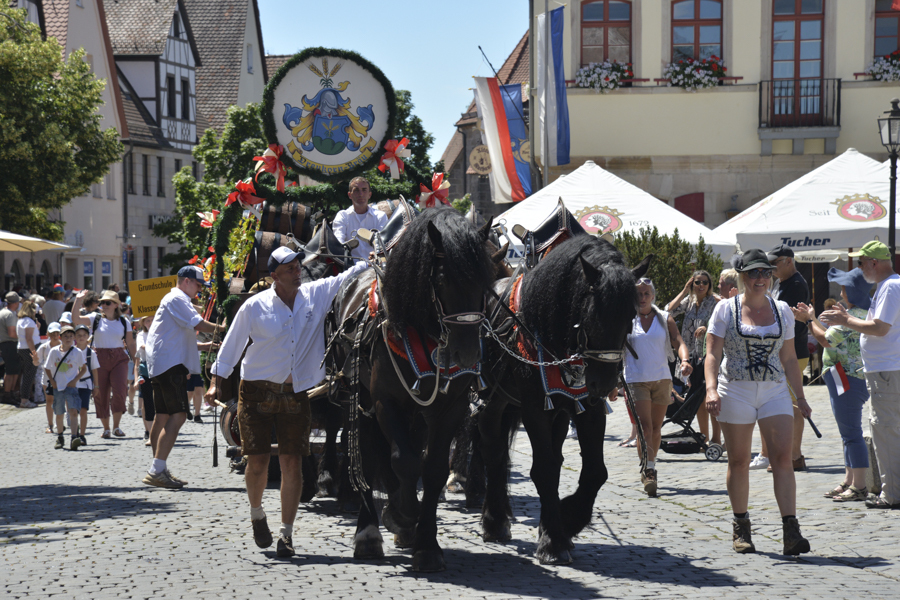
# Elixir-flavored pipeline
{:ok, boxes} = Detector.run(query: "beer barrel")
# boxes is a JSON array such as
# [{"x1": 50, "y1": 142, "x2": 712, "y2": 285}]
[
  {"x1": 260, "y1": 201, "x2": 314, "y2": 241},
  {"x1": 376, "y1": 199, "x2": 401, "y2": 218},
  {"x1": 243, "y1": 231, "x2": 295, "y2": 285}
]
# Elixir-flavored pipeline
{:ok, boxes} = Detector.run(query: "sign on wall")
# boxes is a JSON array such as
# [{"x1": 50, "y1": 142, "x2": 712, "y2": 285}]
[
  {"x1": 129, "y1": 276, "x2": 178, "y2": 318},
  {"x1": 101, "y1": 261, "x2": 112, "y2": 276},
  {"x1": 262, "y1": 48, "x2": 396, "y2": 184},
  {"x1": 83, "y1": 261, "x2": 94, "y2": 276},
  {"x1": 468, "y1": 145, "x2": 492, "y2": 175}
]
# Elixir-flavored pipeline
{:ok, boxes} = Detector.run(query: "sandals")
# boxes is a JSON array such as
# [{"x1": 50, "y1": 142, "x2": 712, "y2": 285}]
[
  {"x1": 865, "y1": 494, "x2": 900, "y2": 509},
  {"x1": 113, "y1": 428, "x2": 126, "y2": 437},
  {"x1": 45, "y1": 427, "x2": 54, "y2": 434},
  {"x1": 618, "y1": 438, "x2": 636, "y2": 447},
  {"x1": 624, "y1": 439, "x2": 638, "y2": 448},
  {"x1": 101, "y1": 430, "x2": 112, "y2": 439},
  {"x1": 823, "y1": 483, "x2": 850, "y2": 498},
  {"x1": 833, "y1": 486, "x2": 867, "y2": 502}
]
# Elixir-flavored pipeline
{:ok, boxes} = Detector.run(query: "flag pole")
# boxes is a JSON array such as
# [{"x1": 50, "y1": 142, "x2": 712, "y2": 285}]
[{"x1": 543, "y1": 0, "x2": 551, "y2": 188}]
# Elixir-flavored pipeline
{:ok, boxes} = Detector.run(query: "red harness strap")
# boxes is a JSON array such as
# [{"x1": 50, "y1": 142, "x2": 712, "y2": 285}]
[
  {"x1": 508, "y1": 274, "x2": 537, "y2": 362},
  {"x1": 368, "y1": 280, "x2": 436, "y2": 363}
]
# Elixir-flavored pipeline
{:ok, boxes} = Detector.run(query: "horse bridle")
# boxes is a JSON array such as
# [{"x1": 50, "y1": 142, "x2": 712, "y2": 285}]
[
  {"x1": 430, "y1": 251, "x2": 487, "y2": 346},
  {"x1": 574, "y1": 323, "x2": 629, "y2": 363}
]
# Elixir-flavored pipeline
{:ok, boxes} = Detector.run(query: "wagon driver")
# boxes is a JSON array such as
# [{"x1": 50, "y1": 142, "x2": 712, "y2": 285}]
[
  {"x1": 332, "y1": 176, "x2": 388, "y2": 260},
  {"x1": 207, "y1": 246, "x2": 367, "y2": 558}
]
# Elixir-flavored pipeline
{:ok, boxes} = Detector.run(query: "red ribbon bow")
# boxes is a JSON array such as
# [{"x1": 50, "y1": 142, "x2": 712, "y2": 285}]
[
  {"x1": 378, "y1": 138, "x2": 411, "y2": 179},
  {"x1": 226, "y1": 180, "x2": 265, "y2": 207},
  {"x1": 253, "y1": 144, "x2": 288, "y2": 192},
  {"x1": 417, "y1": 173, "x2": 451, "y2": 208}
]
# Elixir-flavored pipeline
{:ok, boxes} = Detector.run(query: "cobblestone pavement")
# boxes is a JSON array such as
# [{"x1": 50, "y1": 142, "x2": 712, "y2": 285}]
[{"x1": 1, "y1": 385, "x2": 898, "y2": 599}]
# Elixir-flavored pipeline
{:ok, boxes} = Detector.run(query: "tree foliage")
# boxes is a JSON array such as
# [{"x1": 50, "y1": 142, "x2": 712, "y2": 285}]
[
  {"x1": 0, "y1": 7, "x2": 122, "y2": 239},
  {"x1": 614, "y1": 226, "x2": 724, "y2": 311},
  {"x1": 393, "y1": 89, "x2": 435, "y2": 175}
]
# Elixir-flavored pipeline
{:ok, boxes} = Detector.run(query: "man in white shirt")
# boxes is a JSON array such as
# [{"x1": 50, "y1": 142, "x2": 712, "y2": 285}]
[
  {"x1": 332, "y1": 177, "x2": 387, "y2": 260},
  {"x1": 822, "y1": 241, "x2": 900, "y2": 509},
  {"x1": 207, "y1": 246, "x2": 367, "y2": 557},
  {"x1": 142, "y1": 266, "x2": 224, "y2": 490}
]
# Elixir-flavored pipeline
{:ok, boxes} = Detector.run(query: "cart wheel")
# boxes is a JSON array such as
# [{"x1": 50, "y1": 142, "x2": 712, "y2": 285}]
[{"x1": 705, "y1": 444, "x2": 723, "y2": 462}]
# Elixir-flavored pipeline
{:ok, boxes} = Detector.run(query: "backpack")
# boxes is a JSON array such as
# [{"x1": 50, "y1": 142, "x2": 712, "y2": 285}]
[
  {"x1": 91, "y1": 314, "x2": 129, "y2": 348},
  {"x1": 79, "y1": 346, "x2": 95, "y2": 387}
]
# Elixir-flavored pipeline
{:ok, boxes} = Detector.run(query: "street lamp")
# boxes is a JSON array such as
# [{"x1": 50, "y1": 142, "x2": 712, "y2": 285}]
[{"x1": 877, "y1": 98, "x2": 900, "y2": 259}]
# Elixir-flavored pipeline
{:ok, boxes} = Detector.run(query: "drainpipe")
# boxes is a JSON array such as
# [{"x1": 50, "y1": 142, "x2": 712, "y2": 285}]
[
  {"x1": 121, "y1": 139, "x2": 133, "y2": 287},
  {"x1": 458, "y1": 126, "x2": 468, "y2": 197},
  {"x1": 528, "y1": 0, "x2": 542, "y2": 190}
]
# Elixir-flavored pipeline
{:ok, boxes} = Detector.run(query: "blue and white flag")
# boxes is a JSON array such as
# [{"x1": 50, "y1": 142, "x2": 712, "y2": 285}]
[{"x1": 536, "y1": 6, "x2": 570, "y2": 167}]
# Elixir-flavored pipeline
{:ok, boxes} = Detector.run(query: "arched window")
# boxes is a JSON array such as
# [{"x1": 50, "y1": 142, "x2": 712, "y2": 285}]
[
  {"x1": 11, "y1": 259, "x2": 23, "y2": 287},
  {"x1": 581, "y1": 1, "x2": 632, "y2": 66},
  {"x1": 40, "y1": 260, "x2": 53, "y2": 282},
  {"x1": 875, "y1": 0, "x2": 900, "y2": 58},
  {"x1": 672, "y1": 0, "x2": 723, "y2": 61}
]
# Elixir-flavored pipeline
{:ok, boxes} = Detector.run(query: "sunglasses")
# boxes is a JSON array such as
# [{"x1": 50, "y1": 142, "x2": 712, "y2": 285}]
[
  {"x1": 100, "y1": 300, "x2": 116, "y2": 306},
  {"x1": 693, "y1": 279, "x2": 710, "y2": 286},
  {"x1": 637, "y1": 277, "x2": 652, "y2": 285},
  {"x1": 746, "y1": 269, "x2": 773, "y2": 280}
]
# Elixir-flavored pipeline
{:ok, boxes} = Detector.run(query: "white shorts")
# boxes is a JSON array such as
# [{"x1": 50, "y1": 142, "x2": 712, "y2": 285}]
[{"x1": 716, "y1": 379, "x2": 794, "y2": 425}]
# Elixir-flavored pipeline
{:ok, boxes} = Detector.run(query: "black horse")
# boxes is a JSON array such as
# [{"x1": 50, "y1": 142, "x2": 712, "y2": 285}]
[
  {"x1": 327, "y1": 208, "x2": 495, "y2": 572},
  {"x1": 477, "y1": 235, "x2": 650, "y2": 564}
]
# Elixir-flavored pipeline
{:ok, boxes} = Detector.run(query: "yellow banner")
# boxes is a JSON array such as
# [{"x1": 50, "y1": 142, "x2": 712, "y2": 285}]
[{"x1": 130, "y1": 276, "x2": 177, "y2": 318}]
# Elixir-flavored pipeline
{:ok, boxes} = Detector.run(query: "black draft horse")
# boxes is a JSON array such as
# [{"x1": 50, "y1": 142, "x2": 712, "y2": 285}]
[
  {"x1": 330, "y1": 208, "x2": 495, "y2": 572},
  {"x1": 477, "y1": 235, "x2": 650, "y2": 564}
]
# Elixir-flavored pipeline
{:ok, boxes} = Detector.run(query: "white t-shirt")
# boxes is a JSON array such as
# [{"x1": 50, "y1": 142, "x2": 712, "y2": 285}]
[
  {"x1": 15, "y1": 317, "x2": 40, "y2": 350},
  {"x1": 43, "y1": 345, "x2": 86, "y2": 392},
  {"x1": 76, "y1": 346, "x2": 101, "y2": 390},
  {"x1": 146, "y1": 288, "x2": 203, "y2": 378},
  {"x1": 136, "y1": 330, "x2": 148, "y2": 363},
  {"x1": 624, "y1": 311, "x2": 673, "y2": 383},
  {"x1": 332, "y1": 205, "x2": 388, "y2": 260},
  {"x1": 861, "y1": 273, "x2": 900, "y2": 373},
  {"x1": 35, "y1": 340, "x2": 59, "y2": 386},
  {"x1": 86, "y1": 313, "x2": 128, "y2": 349}
]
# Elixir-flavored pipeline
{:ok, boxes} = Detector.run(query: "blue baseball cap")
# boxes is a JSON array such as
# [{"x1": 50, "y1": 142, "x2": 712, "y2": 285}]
[{"x1": 177, "y1": 265, "x2": 210, "y2": 287}]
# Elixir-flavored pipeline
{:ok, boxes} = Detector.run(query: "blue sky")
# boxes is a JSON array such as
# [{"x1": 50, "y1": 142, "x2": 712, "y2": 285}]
[{"x1": 258, "y1": 0, "x2": 529, "y2": 167}]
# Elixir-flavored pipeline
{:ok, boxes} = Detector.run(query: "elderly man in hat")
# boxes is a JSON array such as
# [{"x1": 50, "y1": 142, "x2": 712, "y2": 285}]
[
  {"x1": 141, "y1": 266, "x2": 225, "y2": 489},
  {"x1": 822, "y1": 241, "x2": 900, "y2": 509},
  {"x1": 207, "y1": 246, "x2": 367, "y2": 557},
  {"x1": 0, "y1": 292, "x2": 21, "y2": 405}
]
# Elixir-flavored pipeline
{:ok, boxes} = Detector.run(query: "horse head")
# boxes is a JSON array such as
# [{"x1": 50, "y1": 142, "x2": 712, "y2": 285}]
[
  {"x1": 383, "y1": 208, "x2": 495, "y2": 370},
  {"x1": 521, "y1": 236, "x2": 644, "y2": 399}
]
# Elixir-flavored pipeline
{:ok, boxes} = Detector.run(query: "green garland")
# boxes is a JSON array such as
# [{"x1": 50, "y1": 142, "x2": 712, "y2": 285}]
[{"x1": 261, "y1": 47, "x2": 398, "y2": 183}]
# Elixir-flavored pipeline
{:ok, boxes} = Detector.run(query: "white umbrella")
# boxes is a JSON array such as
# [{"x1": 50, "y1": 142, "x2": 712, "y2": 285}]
[{"x1": 0, "y1": 230, "x2": 77, "y2": 253}]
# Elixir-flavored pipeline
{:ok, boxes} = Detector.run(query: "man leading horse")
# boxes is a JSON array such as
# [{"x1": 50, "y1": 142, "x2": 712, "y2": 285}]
[{"x1": 207, "y1": 246, "x2": 367, "y2": 558}]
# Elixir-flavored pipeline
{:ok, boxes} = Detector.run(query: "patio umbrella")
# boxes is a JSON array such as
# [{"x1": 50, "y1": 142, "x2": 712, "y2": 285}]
[{"x1": 0, "y1": 230, "x2": 77, "y2": 253}]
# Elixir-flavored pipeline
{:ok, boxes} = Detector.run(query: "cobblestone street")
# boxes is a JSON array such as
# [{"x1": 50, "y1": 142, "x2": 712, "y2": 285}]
[{"x1": 1, "y1": 385, "x2": 898, "y2": 599}]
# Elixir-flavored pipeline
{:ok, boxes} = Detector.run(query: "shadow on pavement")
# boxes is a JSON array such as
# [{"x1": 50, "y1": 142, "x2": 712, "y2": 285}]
[{"x1": 0, "y1": 483, "x2": 178, "y2": 545}]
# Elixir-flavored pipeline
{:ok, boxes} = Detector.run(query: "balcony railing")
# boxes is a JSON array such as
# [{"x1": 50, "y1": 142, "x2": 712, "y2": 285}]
[{"x1": 759, "y1": 78, "x2": 841, "y2": 128}]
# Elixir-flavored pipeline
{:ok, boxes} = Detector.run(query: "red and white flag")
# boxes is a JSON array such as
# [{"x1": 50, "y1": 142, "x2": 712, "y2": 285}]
[{"x1": 830, "y1": 362, "x2": 850, "y2": 396}]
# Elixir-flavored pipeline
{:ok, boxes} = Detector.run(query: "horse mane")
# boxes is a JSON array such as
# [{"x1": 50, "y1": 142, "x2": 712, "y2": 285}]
[
  {"x1": 383, "y1": 208, "x2": 494, "y2": 335},
  {"x1": 520, "y1": 235, "x2": 636, "y2": 355}
]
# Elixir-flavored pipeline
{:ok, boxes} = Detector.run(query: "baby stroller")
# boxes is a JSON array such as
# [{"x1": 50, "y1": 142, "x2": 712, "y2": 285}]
[{"x1": 659, "y1": 359, "x2": 724, "y2": 462}]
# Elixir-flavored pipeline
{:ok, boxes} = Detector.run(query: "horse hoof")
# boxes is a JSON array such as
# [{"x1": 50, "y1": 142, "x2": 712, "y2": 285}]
[
  {"x1": 393, "y1": 530, "x2": 415, "y2": 549},
  {"x1": 412, "y1": 549, "x2": 446, "y2": 572},
  {"x1": 353, "y1": 525, "x2": 384, "y2": 560},
  {"x1": 536, "y1": 549, "x2": 573, "y2": 565},
  {"x1": 482, "y1": 523, "x2": 512, "y2": 543}
]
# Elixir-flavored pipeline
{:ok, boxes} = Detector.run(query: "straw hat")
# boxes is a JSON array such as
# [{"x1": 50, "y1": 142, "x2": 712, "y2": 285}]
[{"x1": 99, "y1": 290, "x2": 121, "y2": 305}]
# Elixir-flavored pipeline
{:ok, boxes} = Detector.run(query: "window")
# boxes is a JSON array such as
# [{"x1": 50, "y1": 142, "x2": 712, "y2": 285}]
[
  {"x1": 175, "y1": 159, "x2": 182, "y2": 174},
  {"x1": 126, "y1": 154, "x2": 134, "y2": 194},
  {"x1": 157, "y1": 247, "x2": 165, "y2": 277},
  {"x1": 107, "y1": 170, "x2": 115, "y2": 199},
  {"x1": 157, "y1": 156, "x2": 165, "y2": 197},
  {"x1": 192, "y1": 161, "x2": 198, "y2": 181},
  {"x1": 875, "y1": 0, "x2": 900, "y2": 58},
  {"x1": 92, "y1": 182, "x2": 102, "y2": 198},
  {"x1": 173, "y1": 12, "x2": 180, "y2": 37},
  {"x1": 247, "y1": 44, "x2": 254, "y2": 74},
  {"x1": 581, "y1": 1, "x2": 632, "y2": 66},
  {"x1": 672, "y1": 0, "x2": 722, "y2": 61},
  {"x1": 166, "y1": 75, "x2": 176, "y2": 117},
  {"x1": 181, "y1": 78, "x2": 190, "y2": 120},
  {"x1": 771, "y1": 0, "x2": 824, "y2": 123},
  {"x1": 143, "y1": 247, "x2": 151, "y2": 280},
  {"x1": 142, "y1": 154, "x2": 150, "y2": 195}
]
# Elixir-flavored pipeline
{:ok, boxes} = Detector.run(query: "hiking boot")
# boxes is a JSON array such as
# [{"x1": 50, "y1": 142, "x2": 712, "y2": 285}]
[
  {"x1": 732, "y1": 517, "x2": 755, "y2": 553},
  {"x1": 252, "y1": 517, "x2": 273, "y2": 548},
  {"x1": 165, "y1": 469, "x2": 188, "y2": 485},
  {"x1": 54, "y1": 435, "x2": 64, "y2": 450},
  {"x1": 276, "y1": 535, "x2": 295, "y2": 557},
  {"x1": 70, "y1": 436, "x2": 83, "y2": 451},
  {"x1": 79, "y1": 435, "x2": 87, "y2": 446},
  {"x1": 142, "y1": 470, "x2": 184, "y2": 490},
  {"x1": 782, "y1": 517, "x2": 810, "y2": 555},
  {"x1": 641, "y1": 468, "x2": 658, "y2": 497},
  {"x1": 193, "y1": 414, "x2": 203, "y2": 424}
]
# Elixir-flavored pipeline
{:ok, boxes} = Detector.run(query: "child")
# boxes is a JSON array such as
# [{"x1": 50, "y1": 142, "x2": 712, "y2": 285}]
[
  {"x1": 135, "y1": 315, "x2": 155, "y2": 446},
  {"x1": 43, "y1": 325, "x2": 86, "y2": 450},
  {"x1": 74, "y1": 324, "x2": 100, "y2": 446},
  {"x1": 33, "y1": 322, "x2": 61, "y2": 434}
]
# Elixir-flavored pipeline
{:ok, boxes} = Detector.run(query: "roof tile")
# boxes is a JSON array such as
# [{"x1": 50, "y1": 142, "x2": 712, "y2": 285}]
[{"x1": 104, "y1": 0, "x2": 178, "y2": 55}]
